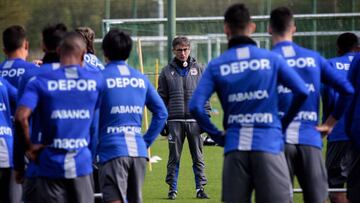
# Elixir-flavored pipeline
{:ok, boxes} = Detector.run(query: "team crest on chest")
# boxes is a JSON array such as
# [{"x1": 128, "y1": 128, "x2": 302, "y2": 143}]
[{"x1": 190, "y1": 68, "x2": 198, "y2": 75}]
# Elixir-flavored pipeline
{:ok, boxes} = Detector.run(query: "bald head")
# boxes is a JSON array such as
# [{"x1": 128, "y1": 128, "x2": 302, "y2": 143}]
[{"x1": 58, "y1": 32, "x2": 86, "y2": 65}]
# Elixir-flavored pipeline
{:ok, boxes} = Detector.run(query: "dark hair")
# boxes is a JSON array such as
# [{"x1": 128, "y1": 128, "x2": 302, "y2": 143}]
[
  {"x1": 42, "y1": 23, "x2": 68, "y2": 51},
  {"x1": 102, "y1": 29, "x2": 132, "y2": 61},
  {"x1": 224, "y1": 3, "x2": 251, "y2": 35},
  {"x1": 172, "y1": 36, "x2": 190, "y2": 48},
  {"x1": 2, "y1": 25, "x2": 27, "y2": 53},
  {"x1": 270, "y1": 7, "x2": 294, "y2": 35},
  {"x1": 58, "y1": 32, "x2": 86, "y2": 57},
  {"x1": 75, "y1": 27, "x2": 95, "y2": 54},
  {"x1": 337, "y1": 32, "x2": 359, "y2": 55}
]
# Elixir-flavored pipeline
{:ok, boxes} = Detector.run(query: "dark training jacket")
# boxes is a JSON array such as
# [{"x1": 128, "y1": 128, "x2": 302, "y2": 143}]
[{"x1": 158, "y1": 57, "x2": 210, "y2": 120}]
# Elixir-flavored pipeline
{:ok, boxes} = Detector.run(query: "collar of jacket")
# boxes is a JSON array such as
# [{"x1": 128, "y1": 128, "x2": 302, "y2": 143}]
[
  {"x1": 228, "y1": 35, "x2": 257, "y2": 49},
  {"x1": 171, "y1": 56, "x2": 196, "y2": 69},
  {"x1": 42, "y1": 52, "x2": 60, "y2": 63}
]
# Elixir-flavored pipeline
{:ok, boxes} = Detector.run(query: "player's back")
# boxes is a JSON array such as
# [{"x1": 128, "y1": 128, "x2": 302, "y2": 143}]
[
  {"x1": 17, "y1": 62, "x2": 60, "y2": 178},
  {"x1": 205, "y1": 40, "x2": 299, "y2": 154},
  {"x1": 18, "y1": 65, "x2": 103, "y2": 178},
  {"x1": 98, "y1": 61, "x2": 151, "y2": 162},
  {"x1": 272, "y1": 41, "x2": 326, "y2": 147}
]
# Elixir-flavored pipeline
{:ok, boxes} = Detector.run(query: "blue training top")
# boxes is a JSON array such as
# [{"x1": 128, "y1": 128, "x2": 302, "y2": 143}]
[
  {"x1": 272, "y1": 41, "x2": 354, "y2": 149},
  {"x1": 18, "y1": 65, "x2": 103, "y2": 179},
  {"x1": 84, "y1": 53, "x2": 105, "y2": 71},
  {"x1": 0, "y1": 78, "x2": 17, "y2": 168},
  {"x1": 15, "y1": 62, "x2": 60, "y2": 178},
  {"x1": 0, "y1": 58, "x2": 37, "y2": 88},
  {"x1": 189, "y1": 37, "x2": 309, "y2": 155},
  {"x1": 97, "y1": 60, "x2": 168, "y2": 164},
  {"x1": 346, "y1": 53, "x2": 360, "y2": 150},
  {"x1": 323, "y1": 52, "x2": 357, "y2": 142}
]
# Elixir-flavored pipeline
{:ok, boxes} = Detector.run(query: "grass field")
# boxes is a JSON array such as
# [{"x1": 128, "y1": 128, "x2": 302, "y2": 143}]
[
  {"x1": 143, "y1": 138, "x2": 310, "y2": 203},
  {"x1": 141, "y1": 95, "x2": 318, "y2": 203}
]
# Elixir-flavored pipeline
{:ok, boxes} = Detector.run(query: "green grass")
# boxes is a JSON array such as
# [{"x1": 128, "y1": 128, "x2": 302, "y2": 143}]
[
  {"x1": 143, "y1": 138, "x2": 311, "y2": 203},
  {"x1": 142, "y1": 95, "x2": 327, "y2": 202},
  {"x1": 143, "y1": 138, "x2": 223, "y2": 203}
]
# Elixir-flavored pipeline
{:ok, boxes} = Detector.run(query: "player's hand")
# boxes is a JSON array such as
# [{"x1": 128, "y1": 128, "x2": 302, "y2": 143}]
[
  {"x1": 316, "y1": 115, "x2": 337, "y2": 138},
  {"x1": 14, "y1": 170, "x2": 25, "y2": 184},
  {"x1": 160, "y1": 123, "x2": 169, "y2": 136},
  {"x1": 25, "y1": 144, "x2": 45, "y2": 161},
  {"x1": 32, "y1": 59, "x2": 43, "y2": 66}
]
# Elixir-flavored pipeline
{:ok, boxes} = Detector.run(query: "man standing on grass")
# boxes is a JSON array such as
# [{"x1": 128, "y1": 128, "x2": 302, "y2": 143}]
[
  {"x1": 189, "y1": 3, "x2": 309, "y2": 202},
  {"x1": 322, "y1": 32, "x2": 359, "y2": 203},
  {"x1": 97, "y1": 29, "x2": 167, "y2": 203},
  {"x1": 158, "y1": 36, "x2": 210, "y2": 200},
  {"x1": 269, "y1": 7, "x2": 354, "y2": 203},
  {"x1": 15, "y1": 32, "x2": 102, "y2": 203}
]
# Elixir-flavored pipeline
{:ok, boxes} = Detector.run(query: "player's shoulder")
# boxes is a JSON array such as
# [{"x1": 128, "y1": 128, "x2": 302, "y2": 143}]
[
  {"x1": 15, "y1": 58, "x2": 38, "y2": 68},
  {"x1": 103, "y1": 61, "x2": 142, "y2": 76},
  {"x1": 294, "y1": 43, "x2": 321, "y2": 58},
  {"x1": 0, "y1": 58, "x2": 35, "y2": 69}
]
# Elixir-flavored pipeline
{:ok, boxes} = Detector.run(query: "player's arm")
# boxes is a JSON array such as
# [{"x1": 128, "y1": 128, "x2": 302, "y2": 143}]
[
  {"x1": 189, "y1": 64, "x2": 224, "y2": 146},
  {"x1": 89, "y1": 78, "x2": 104, "y2": 161},
  {"x1": 198, "y1": 64, "x2": 212, "y2": 116},
  {"x1": 348, "y1": 54, "x2": 360, "y2": 86},
  {"x1": 15, "y1": 107, "x2": 32, "y2": 149},
  {"x1": 15, "y1": 77, "x2": 43, "y2": 161},
  {"x1": 277, "y1": 57, "x2": 309, "y2": 131},
  {"x1": 321, "y1": 84, "x2": 337, "y2": 121},
  {"x1": 143, "y1": 79, "x2": 168, "y2": 148},
  {"x1": 318, "y1": 56, "x2": 354, "y2": 134}
]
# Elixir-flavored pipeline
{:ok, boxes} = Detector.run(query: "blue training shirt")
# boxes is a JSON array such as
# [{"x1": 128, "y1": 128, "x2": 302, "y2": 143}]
[
  {"x1": 0, "y1": 58, "x2": 37, "y2": 115},
  {"x1": 323, "y1": 52, "x2": 356, "y2": 142},
  {"x1": 84, "y1": 53, "x2": 105, "y2": 71},
  {"x1": 97, "y1": 60, "x2": 167, "y2": 164},
  {"x1": 14, "y1": 62, "x2": 60, "y2": 178},
  {"x1": 0, "y1": 78, "x2": 17, "y2": 168},
  {"x1": 346, "y1": 53, "x2": 360, "y2": 150},
  {"x1": 0, "y1": 58, "x2": 37, "y2": 88},
  {"x1": 18, "y1": 65, "x2": 103, "y2": 179},
  {"x1": 189, "y1": 37, "x2": 309, "y2": 155},
  {"x1": 272, "y1": 41, "x2": 354, "y2": 149}
]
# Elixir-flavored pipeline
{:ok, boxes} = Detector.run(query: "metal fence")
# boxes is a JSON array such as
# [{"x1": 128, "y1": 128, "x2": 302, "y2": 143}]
[{"x1": 98, "y1": 13, "x2": 360, "y2": 67}]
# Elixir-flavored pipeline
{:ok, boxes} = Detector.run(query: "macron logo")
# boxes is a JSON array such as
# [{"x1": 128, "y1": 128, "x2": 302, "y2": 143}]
[
  {"x1": 0, "y1": 126, "x2": 12, "y2": 136},
  {"x1": 53, "y1": 138, "x2": 88, "y2": 149},
  {"x1": 228, "y1": 113, "x2": 273, "y2": 124}
]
